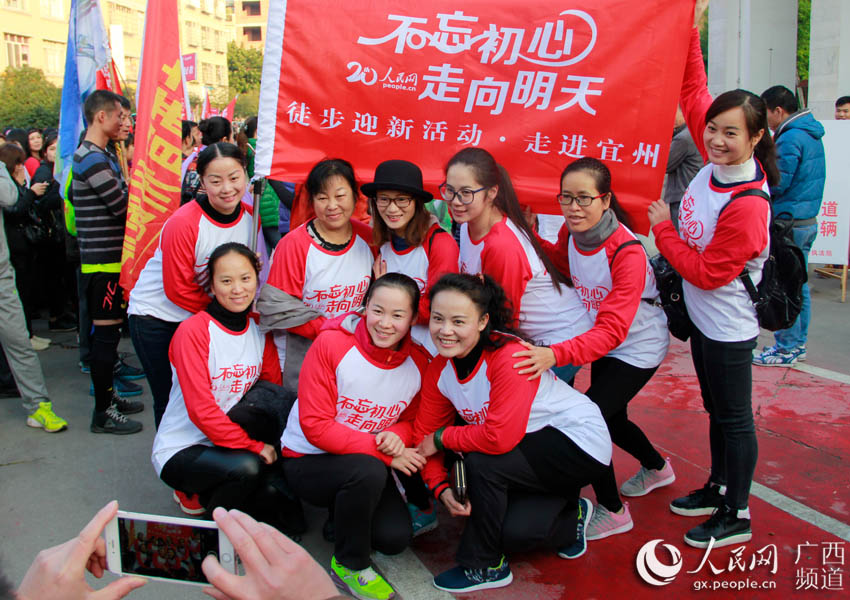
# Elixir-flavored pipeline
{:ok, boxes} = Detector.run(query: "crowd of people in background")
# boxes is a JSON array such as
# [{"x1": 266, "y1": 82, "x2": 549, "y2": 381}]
[{"x1": 0, "y1": 1, "x2": 839, "y2": 598}]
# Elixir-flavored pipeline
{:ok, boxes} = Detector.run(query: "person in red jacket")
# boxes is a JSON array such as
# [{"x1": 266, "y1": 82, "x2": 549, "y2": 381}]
[
  {"x1": 511, "y1": 157, "x2": 674, "y2": 541},
  {"x1": 280, "y1": 273, "x2": 429, "y2": 600},
  {"x1": 366, "y1": 159, "x2": 458, "y2": 357},
  {"x1": 129, "y1": 142, "x2": 259, "y2": 436},
  {"x1": 442, "y1": 148, "x2": 591, "y2": 383},
  {"x1": 646, "y1": 1, "x2": 780, "y2": 549},
  {"x1": 414, "y1": 273, "x2": 611, "y2": 594},
  {"x1": 152, "y1": 243, "x2": 292, "y2": 532}
]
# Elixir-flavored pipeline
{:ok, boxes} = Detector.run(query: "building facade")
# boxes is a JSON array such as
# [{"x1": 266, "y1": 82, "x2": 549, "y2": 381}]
[{"x1": 233, "y1": 0, "x2": 267, "y2": 51}]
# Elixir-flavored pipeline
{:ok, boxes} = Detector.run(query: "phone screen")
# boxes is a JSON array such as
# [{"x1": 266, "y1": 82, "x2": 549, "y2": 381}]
[{"x1": 116, "y1": 516, "x2": 220, "y2": 584}]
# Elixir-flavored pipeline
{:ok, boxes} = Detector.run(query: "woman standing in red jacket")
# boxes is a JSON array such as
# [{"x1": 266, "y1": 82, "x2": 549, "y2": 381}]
[
  {"x1": 280, "y1": 273, "x2": 429, "y2": 600},
  {"x1": 415, "y1": 273, "x2": 611, "y2": 594},
  {"x1": 647, "y1": 3, "x2": 779, "y2": 549}
]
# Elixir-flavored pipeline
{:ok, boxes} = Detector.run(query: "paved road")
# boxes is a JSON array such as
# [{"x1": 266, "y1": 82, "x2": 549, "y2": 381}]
[{"x1": 0, "y1": 268, "x2": 846, "y2": 599}]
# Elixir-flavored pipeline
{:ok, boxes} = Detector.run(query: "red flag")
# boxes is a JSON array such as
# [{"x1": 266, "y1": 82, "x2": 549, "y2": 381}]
[
  {"x1": 120, "y1": 0, "x2": 184, "y2": 293},
  {"x1": 255, "y1": 0, "x2": 693, "y2": 233},
  {"x1": 200, "y1": 88, "x2": 211, "y2": 119},
  {"x1": 221, "y1": 94, "x2": 238, "y2": 120}
]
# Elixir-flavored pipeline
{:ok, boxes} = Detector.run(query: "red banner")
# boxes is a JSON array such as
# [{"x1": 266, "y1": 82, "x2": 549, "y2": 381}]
[
  {"x1": 181, "y1": 53, "x2": 197, "y2": 82},
  {"x1": 120, "y1": 0, "x2": 184, "y2": 292},
  {"x1": 255, "y1": 0, "x2": 694, "y2": 233}
]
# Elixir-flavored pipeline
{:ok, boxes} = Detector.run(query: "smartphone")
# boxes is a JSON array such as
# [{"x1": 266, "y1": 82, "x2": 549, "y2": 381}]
[{"x1": 105, "y1": 510, "x2": 237, "y2": 586}]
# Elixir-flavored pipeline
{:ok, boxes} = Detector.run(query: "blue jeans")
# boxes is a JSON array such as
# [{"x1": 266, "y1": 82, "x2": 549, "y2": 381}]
[
  {"x1": 129, "y1": 315, "x2": 180, "y2": 428},
  {"x1": 774, "y1": 223, "x2": 817, "y2": 351}
]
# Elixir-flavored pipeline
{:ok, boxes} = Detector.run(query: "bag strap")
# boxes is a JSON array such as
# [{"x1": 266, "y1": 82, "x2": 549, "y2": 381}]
[
  {"x1": 609, "y1": 239, "x2": 643, "y2": 267},
  {"x1": 427, "y1": 226, "x2": 444, "y2": 254},
  {"x1": 719, "y1": 188, "x2": 771, "y2": 305}
]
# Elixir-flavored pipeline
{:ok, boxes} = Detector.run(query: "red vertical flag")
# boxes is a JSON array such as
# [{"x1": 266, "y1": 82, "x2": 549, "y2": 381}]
[
  {"x1": 200, "y1": 88, "x2": 211, "y2": 119},
  {"x1": 120, "y1": 0, "x2": 185, "y2": 292},
  {"x1": 221, "y1": 94, "x2": 238, "y2": 120}
]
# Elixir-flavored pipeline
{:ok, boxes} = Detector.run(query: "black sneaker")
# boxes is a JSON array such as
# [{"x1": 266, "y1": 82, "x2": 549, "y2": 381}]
[
  {"x1": 111, "y1": 392, "x2": 144, "y2": 415},
  {"x1": 684, "y1": 504, "x2": 752, "y2": 548},
  {"x1": 670, "y1": 482, "x2": 725, "y2": 516},
  {"x1": 114, "y1": 357, "x2": 145, "y2": 380},
  {"x1": 48, "y1": 315, "x2": 78, "y2": 332},
  {"x1": 91, "y1": 404, "x2": 143, "y2": 434},
  {"x1": 433, "y1": 556, "x2": 513, "y2": 593},
  {"x1": 558, "y1": 497, "x2": 593, "y2": 559}
]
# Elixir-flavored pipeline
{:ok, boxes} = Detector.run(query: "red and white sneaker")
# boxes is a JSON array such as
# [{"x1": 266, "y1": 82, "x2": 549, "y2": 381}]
[{"x1": 173, "y1": 490, "x2": 205, "y2": 516}]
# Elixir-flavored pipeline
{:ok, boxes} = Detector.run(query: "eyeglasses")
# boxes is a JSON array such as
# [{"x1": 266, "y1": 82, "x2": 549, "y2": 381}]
[
  {"x1": 439, "y1": 183, "x2": 487, "y2": 205},
  {"x1": 556, "y1": 192, "x2": 607, "y2": 207},
  {"x1": 374, "y1": 195, "x2": 414, "y2": 209}
]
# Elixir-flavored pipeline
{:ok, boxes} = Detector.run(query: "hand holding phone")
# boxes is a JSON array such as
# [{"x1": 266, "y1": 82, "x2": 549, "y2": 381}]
[
  {"x1": 202, "y1": 508, "x2": 340, "y2": 600},
  {"x1": 17, "y1": 500, "x2": 146, "y2": 600}
]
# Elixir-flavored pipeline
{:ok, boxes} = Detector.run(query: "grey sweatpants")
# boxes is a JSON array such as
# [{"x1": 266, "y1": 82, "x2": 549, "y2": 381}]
[{"x1": 0, "y1": 255, "x2": 50, "y2": 414}]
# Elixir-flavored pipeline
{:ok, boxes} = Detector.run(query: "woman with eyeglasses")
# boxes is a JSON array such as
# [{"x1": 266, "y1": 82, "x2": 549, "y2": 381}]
[
  {"x1": 364, "y1": 159, "x2": 458, "y2": 356},
  {"x1": 441, "y1": 148, "x2": 591, "y2": 383},
  {"x1": 511, "y1": 157, "x2": 672, "y2": 543}
]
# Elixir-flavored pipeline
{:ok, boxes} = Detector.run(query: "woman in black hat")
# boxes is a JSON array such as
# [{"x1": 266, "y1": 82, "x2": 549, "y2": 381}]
[{"x1": 364, "y1": 159, "x2": 458, "y2": 357}]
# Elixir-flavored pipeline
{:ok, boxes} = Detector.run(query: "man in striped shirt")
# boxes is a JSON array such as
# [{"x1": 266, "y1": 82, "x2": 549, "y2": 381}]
[{"x1": 72, "y1": 90, "x2": 143, "y2": 435}]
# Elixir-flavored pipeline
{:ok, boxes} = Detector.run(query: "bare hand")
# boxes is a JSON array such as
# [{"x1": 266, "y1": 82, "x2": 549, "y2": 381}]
[
  {"x1": 16, "y1": 500, "x2": 146, "y2": 600},
  {"x1": 439, "y1": 488, "x2": 471, "y2": 517},
  {"x1": 259, "y1": 444, "x2": 277, "y2": 465},
  {"x1": 31, "y1": 182, "x2": 49, "y2": 196},
  {"x1": 372, "y1": 255, "x2": 387, "y2": 280},
  {"x1": 694, "y1": 0, "x2": 709, "y2": 28},
  {"x1": 202, "y1": 508, "x2": 339, "y2": 600},
  {"x1": 375, "y1": 431, "x2": 404, "y2": 457},
  {"x1": 647, "y1": 200, "x2": 671, "y2": 228},
  {"x1": 390, "y1": 448, "x2": 427, "y2": 475},
  {"x1": 13, "y1": 163, "x2": 26, "y2": 185},
  {"x1": 417, "y1": 433, "x2": 438, "y2": 458},
  {"x1": 511, "y1": 341, "x2": 556, "y2": 380}
]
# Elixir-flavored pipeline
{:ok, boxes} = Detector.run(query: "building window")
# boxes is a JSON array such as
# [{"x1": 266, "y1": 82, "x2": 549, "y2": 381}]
[
  {"x1": 243, "y1": 26, "x2": 261, "y2": 43},
  {"x1": 201, "y1": 62, "x2": 213, "y2": 84},
  {"x1": 215, "y1": 64, "x2": 225, "y2": 85},
  {"x1": 201, "y1": 26, "x2": 212, "y2": 50},
  {"x1": 4, "y1": 33, "x2": 29, "y2": 68},
  {"x1": 185, "y1": 0, "x2": 199, "y2": 7},
  {"x1": 40, "y1": 0, "x2": 63, "y2": 19},
  {"x1": 242, "y1": 1, "x2": 260, "y2": 16},
  {"x1": 185, "y1": 22, "x2": 200, "y2": 47},
  {"x1": 43, "y1": 40, "x2": 64, "y2": 74},
  {"x1": 109, "y1": 3, "x2": 141, "y2": 36},
  {"x1": 3, "y1": 0, "x2": 27, "y2": 10},
  {"x1": 202, "y1": 0, "x2": 213, "y2": 14}
]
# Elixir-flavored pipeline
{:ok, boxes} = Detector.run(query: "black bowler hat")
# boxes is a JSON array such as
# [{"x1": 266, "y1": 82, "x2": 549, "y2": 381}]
[{"x1": 361, "y1": 160, "x2": 433, "y2": 202}]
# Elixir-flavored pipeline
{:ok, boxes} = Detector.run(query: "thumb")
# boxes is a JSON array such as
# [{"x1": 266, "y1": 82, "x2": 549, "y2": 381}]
[
  {"x1": 90, "y1": 576, "x2": 146, "y2": 600},
  {"x1": 202, "y1": 554, "x2": 241, "y2": 599}
]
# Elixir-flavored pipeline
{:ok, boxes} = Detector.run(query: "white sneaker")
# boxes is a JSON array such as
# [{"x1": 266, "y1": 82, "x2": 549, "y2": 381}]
[{"x1": 30, "y1": 336, "x2": 50, "y2": 351}]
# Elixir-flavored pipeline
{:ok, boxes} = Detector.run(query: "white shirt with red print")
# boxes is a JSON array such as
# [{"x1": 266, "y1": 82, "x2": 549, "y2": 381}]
[
  {"x1": 458, "y1": 217, "x2": 591, "y2": 346},
  {"x1": 151, "y1": 312, "x2": 282, "y2": 475},
  {"x1": 264, "y1": 218, "x2": 374, "y2": 370},
  {"x1": 413, "y1": 336, "x2": 611, "y2": 500},
  {"x1": 379, "y1": 223, "x2": 458, "y2": 354},
  {"x1": 128, "y1": 201, "x2": 255, "y2": 322},
  {"x1": 652, "y1": 26, "x2": 771, "y2": 343},
  {"x1": 281, "y1": 313, "x2": 429, "y2": 465},
  {"x1": 540, "y1": 223, "x2": 669, "y2": 369}
]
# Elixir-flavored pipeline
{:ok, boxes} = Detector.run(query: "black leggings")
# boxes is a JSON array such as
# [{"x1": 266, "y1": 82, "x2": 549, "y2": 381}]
[
  {"x1": 585, "y1": 356, "x2": 664, "y2": 512},
  {"x1": 457, "y1": 428, "x2": 607, "y2": 569},
  {"x1": 690, "y1": 328, "x2": 758, "y2": 510},
  {"x1": 283, "y1": 453, "x2": 412, "y2": 571},
  {"x1": 160, "y1": 445, "x2": 300, "y2": 531}
]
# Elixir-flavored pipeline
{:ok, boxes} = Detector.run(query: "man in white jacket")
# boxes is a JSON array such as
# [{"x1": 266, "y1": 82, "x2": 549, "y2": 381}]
[{"x1": 0, "y1": 163, "x2": 67, "y2": 431}]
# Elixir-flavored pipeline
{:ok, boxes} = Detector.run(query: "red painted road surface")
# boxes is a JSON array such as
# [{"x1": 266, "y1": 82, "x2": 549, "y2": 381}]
[{"x1": 410, "y1": 339, "x2": 849, "y2": 599}]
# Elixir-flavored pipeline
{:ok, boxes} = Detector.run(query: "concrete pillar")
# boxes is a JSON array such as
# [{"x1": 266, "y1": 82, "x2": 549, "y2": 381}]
[
  {"x1": 808, "y1": 0, "x2": 850, "y2": 120},
  {"x1": 707, "y1": 0, "x2": 798, "y2": 97}
]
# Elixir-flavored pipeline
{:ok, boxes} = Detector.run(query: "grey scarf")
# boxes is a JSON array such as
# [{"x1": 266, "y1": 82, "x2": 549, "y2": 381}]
[{"x1": 571, "y1": 208, "x2": 619, "y2": 251}]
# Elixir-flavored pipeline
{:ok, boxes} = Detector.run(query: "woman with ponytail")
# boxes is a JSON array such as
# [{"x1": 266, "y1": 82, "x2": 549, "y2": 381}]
[
  {"x1": 414, "y1": 273, "x2": 611, "y2": 593},
  {"x1": 441, "y1": 148, "x2": 591, "y2": 382},
  {"x1": 646, "y1": 0, "x2": 777, "y2": 550}
]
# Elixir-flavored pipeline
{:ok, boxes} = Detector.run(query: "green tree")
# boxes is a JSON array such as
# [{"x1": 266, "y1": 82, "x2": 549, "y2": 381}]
[
  {"x1": 227, "y1": 42, "x2": 263, "y2": 93},
  {"x1": 233, "y1": 88, "x2": 260, "y2": 119},
  {"x1": 797, "y1": 0, "x2": 811, "y2": 83},
  {"x1": 0, "y1": 66, "x2": 62, "y2": 129}
]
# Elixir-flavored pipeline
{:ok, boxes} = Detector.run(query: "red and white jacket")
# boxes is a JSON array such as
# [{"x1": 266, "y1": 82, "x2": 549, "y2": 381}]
[
  {"x1": 281, "y1": 313, "x2": 429, "y2": 465},
  {"x1": 459, "y1": 217, "x2": 591, "y2": 346},
  {"x1": 151, "y1": 312, "x2": 281, "y2": 475},
  {"x1": 413, "y1": 336, "x2": 611, "y2": 500},
  {"x1": 652, "y1": 27, "x2": 770, "y2": 343},
  {"x1": 264, "y1": 218, "x2": 375, "y2": 367},
  {"x1": 128, "y1": 201, "x2": 255, "y2": 322},
  {"x1": 379, "y1": 223, "x2": 458, "y2": 353},
  {"x1": 540, "y1": 224, "x2": 669, "y2": 368}
]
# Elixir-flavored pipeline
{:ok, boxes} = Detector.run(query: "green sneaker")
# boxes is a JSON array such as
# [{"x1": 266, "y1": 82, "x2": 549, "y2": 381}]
[
  {"x1": 330, "y1": 555, "x2": 396, "y2": 600},
  {"x1": 26, "y1": 402, "x2": 68, "y2": 433}
]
